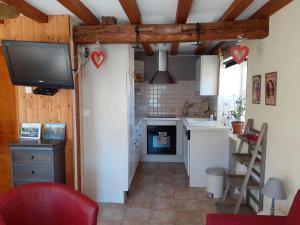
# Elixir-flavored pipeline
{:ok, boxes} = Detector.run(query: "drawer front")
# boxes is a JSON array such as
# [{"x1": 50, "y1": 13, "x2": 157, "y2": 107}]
[
  {"x1": 13, "y1": 165, "x2": 53, "y2": 180},
  {"x1": 12, "y1": 151, "x2": 53, "y2": 165},
  {"x1": 13, "y1": 179, "x2": 52, "y2": 187}
]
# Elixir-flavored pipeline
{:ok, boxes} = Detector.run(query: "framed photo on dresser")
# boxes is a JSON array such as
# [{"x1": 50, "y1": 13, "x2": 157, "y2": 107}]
[
  {"x1": 20, "y1": 123, "x2": 41, "y2": 139},
  {"x1": 43, "y1": 123, "x2": 66, "y2": 140}
]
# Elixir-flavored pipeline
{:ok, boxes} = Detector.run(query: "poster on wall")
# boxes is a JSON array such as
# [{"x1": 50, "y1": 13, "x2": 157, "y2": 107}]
[
  {"x1": 252, "y1": 75, "x2": 261, "y2": 104},
  {"x1": 265, "y1": 72, "x2": 277, "y2": 106}
]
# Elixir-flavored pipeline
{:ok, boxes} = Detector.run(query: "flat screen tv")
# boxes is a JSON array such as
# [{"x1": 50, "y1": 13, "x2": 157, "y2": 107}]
[{"x1": 2, "y1": 40, "x2": 74, "y2": 94}]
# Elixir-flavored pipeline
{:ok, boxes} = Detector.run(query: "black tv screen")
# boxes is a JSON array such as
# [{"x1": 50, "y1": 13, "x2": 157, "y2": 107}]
[{"x1": 1, "y1": 40, "x2": 74, "y2": 89}]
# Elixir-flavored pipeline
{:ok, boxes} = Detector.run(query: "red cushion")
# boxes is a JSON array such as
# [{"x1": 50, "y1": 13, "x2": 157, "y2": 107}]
[
  {"x1": 0, "y1": 183, "x2": 99, "y2": 225},
  {"x1": 206, "y1": 190, "x2": 300, "y2": 225},
  {"x1": 287, "y1": 190, "x2": 300, "y2": 225},
  {"x1": 206, "y1": 214, "x2": 287, "y2": 225}
]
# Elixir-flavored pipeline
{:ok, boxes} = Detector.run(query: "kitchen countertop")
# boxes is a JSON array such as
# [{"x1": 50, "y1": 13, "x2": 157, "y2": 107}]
[
  {"x1": 143, "y1": 117, "x2": 181, "y2": 121},
  {"x1": 135, "y1": 115, "x2": 230, "y2": 131},
  {"x1": 182, "y1": 117, "x2": 230, "y2": 131}
]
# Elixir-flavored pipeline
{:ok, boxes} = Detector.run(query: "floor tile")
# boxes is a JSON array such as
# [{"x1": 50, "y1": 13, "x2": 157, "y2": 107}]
[
  {"x1": 123, "y1": 207, "x2": 151, "y2": 223},
  {"x1": 148, "y1": 210, "x2": 176, "y2": 223},
  {"x1": 175, "y1": 211, "x2": 203, "y2": 225},
  {"x1": 152, "y1": 197, "x2": 175, "y2": 210},
  {"x1": 97, "y1": 162, "x2": 219, "y2": 225}
]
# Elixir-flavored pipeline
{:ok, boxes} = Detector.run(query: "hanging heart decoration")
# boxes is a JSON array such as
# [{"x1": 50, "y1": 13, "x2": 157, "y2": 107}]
[
  {"x1": 91, "y1": 50, "x2": 105, "y2": 69},
  {"x1": 230, "y1": 45, "x2": 249, "y2": 64}
]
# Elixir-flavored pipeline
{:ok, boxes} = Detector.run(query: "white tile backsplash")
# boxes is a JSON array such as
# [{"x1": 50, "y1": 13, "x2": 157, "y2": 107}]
[{"x1": 135, "y1": 81, "x2": 216, "y2": 117}]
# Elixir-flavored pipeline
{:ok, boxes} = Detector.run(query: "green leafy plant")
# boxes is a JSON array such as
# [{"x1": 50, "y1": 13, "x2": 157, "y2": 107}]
[{"x1": 230, "y1": 98, "x2": 246, "y2": 121}]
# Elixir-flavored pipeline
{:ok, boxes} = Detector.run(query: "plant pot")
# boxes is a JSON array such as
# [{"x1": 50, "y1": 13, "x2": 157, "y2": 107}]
[{"x1": 231, "y1": 121, "x2": 245, "y2": 134}]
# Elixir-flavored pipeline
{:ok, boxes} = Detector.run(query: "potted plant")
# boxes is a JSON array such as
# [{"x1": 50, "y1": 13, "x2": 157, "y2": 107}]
[{"x1": 230, "y1": 98, "x2": 246, "y2": 134}]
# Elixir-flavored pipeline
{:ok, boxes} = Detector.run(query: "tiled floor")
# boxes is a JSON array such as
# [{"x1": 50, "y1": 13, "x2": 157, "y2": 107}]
[{"x1": 98, "y1": 162, "x2": 218, "y2": 225}]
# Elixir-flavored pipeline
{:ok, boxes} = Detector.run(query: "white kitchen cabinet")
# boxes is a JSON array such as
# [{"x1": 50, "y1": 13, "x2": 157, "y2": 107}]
[
  {"x1": 128, "y1": 121, "x2": 143, "y2": 188},
  {"x1": 189, "y1": 130, "x2": 229, "y2": 187},
  {"x1": 183, "y1": 128, "x2": 190, "y2": 176},
  {"x1": 128, "y1": 138, "x2": 135, "y2": 186},
  {"x1": 195, "y1": 55, "x2": 220, "y2": 95}
]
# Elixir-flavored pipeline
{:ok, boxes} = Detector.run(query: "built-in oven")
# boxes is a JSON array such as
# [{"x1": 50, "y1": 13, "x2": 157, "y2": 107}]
[{"x1": 147, "y1": 125, "x2": 176, "y2": 155}]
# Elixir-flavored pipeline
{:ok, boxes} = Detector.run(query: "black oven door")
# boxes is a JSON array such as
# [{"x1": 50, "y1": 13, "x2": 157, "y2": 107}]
[{"x1": 147, "y1": 125, "x2": 176, "y2": 155}]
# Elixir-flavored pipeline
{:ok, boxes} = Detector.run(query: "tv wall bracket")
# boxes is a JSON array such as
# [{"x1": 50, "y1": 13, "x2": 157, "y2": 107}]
[{"x1": 33, "y1": 87, "x2": 59, "y2": 96}]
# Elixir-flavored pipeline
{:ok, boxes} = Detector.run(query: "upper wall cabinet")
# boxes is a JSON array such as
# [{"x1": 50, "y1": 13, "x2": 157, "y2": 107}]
[{"x1": 195, "y1": 55, "x2": 219, "y2": 96}]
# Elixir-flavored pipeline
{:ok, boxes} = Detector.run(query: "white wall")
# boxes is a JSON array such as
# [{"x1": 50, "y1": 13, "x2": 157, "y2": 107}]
[
  {"x1": 246, "y1": 1, "x2": 300, "y2": 214},
  {"x1": 81, "y1": 44, "x2": 129, "y2": 203}
]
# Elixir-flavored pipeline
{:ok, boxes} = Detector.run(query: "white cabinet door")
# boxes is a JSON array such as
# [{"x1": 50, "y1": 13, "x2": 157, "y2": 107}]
[
  {"x1": 187, "y1": 139, "x2": 190, "y2": 176},
  {"x1": 183, "y1": 132, "x2": 188, "y2": 174},
  {"x1": 195, "y1": 55, "x2": 219, "y2": 95},
  {"x1": 128, "y1": 138, "x2": 135, "y2": 187},
  {"x1": 140, "y1": 121, "x2": 147, "y2": 156},
  {"x1": 138, "y1": 123, "x2": 142, "y2": 161}
]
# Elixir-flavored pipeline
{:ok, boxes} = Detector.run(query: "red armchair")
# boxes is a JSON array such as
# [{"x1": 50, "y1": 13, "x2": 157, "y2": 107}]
[
  {"x1": 0, "y1": 183, "x2": 99, "y2": 225},
  {"x1": 206, "y1": 190, "x2": 300, "y2": 225}
]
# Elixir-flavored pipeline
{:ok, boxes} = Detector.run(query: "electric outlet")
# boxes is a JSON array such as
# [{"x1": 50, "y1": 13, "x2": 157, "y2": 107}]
[
  {"x1": 84, "y1": 47, "x2": 90, "y2": 58},
  {"x1": 25, "y1": 86, "x2": 32, "y2": 94}
]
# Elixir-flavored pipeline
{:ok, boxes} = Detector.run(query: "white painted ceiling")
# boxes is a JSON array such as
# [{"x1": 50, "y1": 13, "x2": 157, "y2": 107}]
[{"x1": 25, "y1": 0, "x2": 269, "y2": 53}]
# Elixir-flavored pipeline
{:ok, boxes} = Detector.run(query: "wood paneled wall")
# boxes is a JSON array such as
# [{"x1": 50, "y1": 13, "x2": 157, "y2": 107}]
[
  {"x1": 0, "y1": 16, "x2": 74, "y2": 187},
  {"x1": 0, "y1": 47, "x2": 17, "y2": 193}
]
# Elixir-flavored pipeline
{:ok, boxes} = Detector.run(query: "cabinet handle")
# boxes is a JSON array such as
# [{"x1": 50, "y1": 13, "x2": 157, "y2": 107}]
[
  {"x1": 30, "y1": 171, "x2": 35, "y2": 175},
  {"x1": 30, "y1": 155, "x2": 34, "y2": 160}
]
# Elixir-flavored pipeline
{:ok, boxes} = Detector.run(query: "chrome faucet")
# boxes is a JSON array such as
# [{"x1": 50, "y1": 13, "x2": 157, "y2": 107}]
[{"x1": 182, "y1": 100, "x2": 194, "y2": 116}]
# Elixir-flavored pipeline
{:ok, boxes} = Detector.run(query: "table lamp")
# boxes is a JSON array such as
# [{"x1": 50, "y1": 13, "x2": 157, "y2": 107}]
[{"x1": 261, "y1": 177, "x2": 287, "y2": 215}]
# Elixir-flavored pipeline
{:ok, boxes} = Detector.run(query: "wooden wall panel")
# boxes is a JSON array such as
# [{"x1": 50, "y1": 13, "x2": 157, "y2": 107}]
[
  {"x1": 0, "y1": 47, "x2": 17, "y2": 193},
  {"x1": 0, "y1": 15, "x2": 74, "y2": 187}
]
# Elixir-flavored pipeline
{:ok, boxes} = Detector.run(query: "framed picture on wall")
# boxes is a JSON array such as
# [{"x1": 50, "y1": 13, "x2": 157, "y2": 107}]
[
  {"x1": 265, "y1": 72, "x2": 277, "y2": 106},
  {"x1": 252, "y1": 75, "x2": 261, "y2": 104},
  {"x1": 20, "y1": 123, "x2": 41, "y2": 139}
]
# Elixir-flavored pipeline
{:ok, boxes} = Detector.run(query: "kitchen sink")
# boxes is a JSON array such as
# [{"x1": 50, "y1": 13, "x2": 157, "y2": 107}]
[{"x1": 184, "y1": 118, "x2": 218, "y2": 125}]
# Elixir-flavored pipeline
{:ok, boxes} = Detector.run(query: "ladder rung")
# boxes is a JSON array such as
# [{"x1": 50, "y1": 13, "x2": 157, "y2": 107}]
[
  {"x1": 238, "y1": 134, "x2": 249, "y2": 143},
  {"x1": 248, "y1": 191, "x2": 259, "y2": 205},
  {"x1": 238, "y1": 135, "x2": 260, "y2": 146},
  {"x1": 249, "y1": 128, "x2": 260, "y2": 134},
  {"x1": 251, "y1": 167, "x2": 261, "y2": 178},
  {"x1": 225, "y1": 175, "x2": 261, "y2": 190},
  {"x1": 232, "y1": 153, "x2": 261, "y2": 166}
]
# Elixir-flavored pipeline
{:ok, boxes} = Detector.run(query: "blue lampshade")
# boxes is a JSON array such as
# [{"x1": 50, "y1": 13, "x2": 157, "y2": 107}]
[{"x1": 261, "y1": 177, "x2": 287, "y2": 200}]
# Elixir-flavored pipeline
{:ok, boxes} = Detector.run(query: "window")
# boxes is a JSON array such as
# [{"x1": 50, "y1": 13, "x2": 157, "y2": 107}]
[{"x1": 219, "y1": 59, "x2": 247, "y2": 97}]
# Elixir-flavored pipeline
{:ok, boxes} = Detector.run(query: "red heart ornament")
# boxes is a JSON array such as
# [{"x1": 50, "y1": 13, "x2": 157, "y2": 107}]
[
  {"x1": 91, "y1": 50, "x2": 105, "y2": 68},
  {"x1": 230, "y1": 45, "x2": 249, "y2": 64}
]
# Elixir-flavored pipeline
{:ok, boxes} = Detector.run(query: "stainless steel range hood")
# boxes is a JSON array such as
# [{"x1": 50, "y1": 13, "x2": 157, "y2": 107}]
[{"x1": 149, "y1": 50, "x2": 176, "y2": 84}]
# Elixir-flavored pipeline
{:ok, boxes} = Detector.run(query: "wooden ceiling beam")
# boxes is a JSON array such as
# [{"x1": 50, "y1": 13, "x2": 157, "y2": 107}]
[
  {"x1": 194, "y1": 42, "x2": 210, "y2": 55},
  {"x1": 250, "y1": 0, "x2": 293, "y2": 19},
  {"x1": 170, "y1": 42, "x2": 180, "y2": 55},
  {"x1": 171, "y1": 0, "x2": 193, "y2": 55},
  {"x1": 208, "y1": 0, "x2": 254, "y2": 54},
  {"x1": 57, "y1": 0, "x2": 99, "y2": 25},
  {"x1": 119, "y1": 0, "x2": 141, "y2": 24},
  {"x1": 175, "y1": 0, "x2": 194, "y2": 23},
  {"x1": 73, "y1": 19, "x2": 269, "y2": 44},
  {"x1": 219, "y1": 0, "x2": 254, "y2": 21},
  {"x1": 210, "y1": 42, "x2": 228, "y2": 55},
  {"x1": 119, "y1": 0, "x2": 153, "y2": 56},
  {"x1": 1, "y1": 0, "x2": 48, "y2": 23}
]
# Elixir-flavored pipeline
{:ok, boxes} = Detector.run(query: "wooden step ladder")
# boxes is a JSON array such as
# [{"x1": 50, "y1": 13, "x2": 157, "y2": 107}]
[{"x1": 221, "y1": 119, "x2": 268, "y2": 214}]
